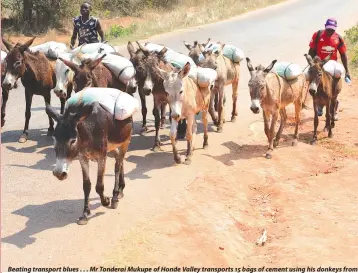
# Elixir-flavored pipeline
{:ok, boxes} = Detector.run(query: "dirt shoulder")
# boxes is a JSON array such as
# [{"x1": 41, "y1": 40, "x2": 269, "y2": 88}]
[{"x1": 104, "y1": 80, "x2": 358, "y2": 266}]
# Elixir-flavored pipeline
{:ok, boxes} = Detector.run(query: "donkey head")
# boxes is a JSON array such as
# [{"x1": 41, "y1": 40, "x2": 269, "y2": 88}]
[
  {"x1": 127, "y1": 41, "x2": 167, "y2": 95},
  {"x1": 304, "y1": 53, "x2": 331, "y2": 96},
  {"x1": 46, "y1": 102, "x2": 94, "y2": 180},
  {"x1": 200, "y1": 43, "x2": 225, "y2": 71},
  {"x1": 59, "y1": 54, "x2": 106, "y2": 92},
  {"x1": 246, "y1": 57, "x2": 277, "y2": 114},
  {"x1": 2, "y1": 37, "x2": 35, "y2": 90},
  {"x1": 155, "y1": 62, "x2": 191, "y2": 121},
  {"x1": 183, "y1": 40, "x2": 205, "y2": 66}
]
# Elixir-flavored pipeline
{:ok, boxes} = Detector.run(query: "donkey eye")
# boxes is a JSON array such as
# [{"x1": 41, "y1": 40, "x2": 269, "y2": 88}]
[
  {"x1": 179, "y1": 91, "x2": 183, "y2": 95},
  {"x1": 70, "y1": 139, "x2": 76, "y2": 145},
  {"x1": 14, "y1": 61, "x2": 21, "y2": 68}
]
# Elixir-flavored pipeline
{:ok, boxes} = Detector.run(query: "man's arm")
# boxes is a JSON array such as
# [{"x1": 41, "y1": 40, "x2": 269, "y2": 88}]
[
  {"x1": 96, "y1": 20, "x2": 105, "y2": 42},
  {"x1": 340, "y1": 52, "x2": 350, "y2": 79},
  {"x1": 70, "y1": 27, "x2": 78, "y2": 49}
]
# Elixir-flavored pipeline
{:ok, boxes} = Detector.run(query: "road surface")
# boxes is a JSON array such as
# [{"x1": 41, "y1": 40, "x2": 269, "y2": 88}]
[{"x1": 1, "y1": 0, "x2": 358, "y2": 269}]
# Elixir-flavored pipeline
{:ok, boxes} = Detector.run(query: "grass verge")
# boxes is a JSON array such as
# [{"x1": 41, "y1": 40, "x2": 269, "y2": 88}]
[
  {"x1": 108, "y1": 0, "x2": 286, "y2": 44},
  {"x1": 344, "y1": 24, "x2": 358, "y2": 77}
]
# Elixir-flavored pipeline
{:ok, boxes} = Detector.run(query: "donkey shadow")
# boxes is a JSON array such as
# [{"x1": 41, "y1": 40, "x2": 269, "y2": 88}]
[
  {"x1": 204, "y1": 141, "x2": 268, "y2": 166},
  {"x1": 1, "y1": 198, "x2": 103, "y2": 249}
]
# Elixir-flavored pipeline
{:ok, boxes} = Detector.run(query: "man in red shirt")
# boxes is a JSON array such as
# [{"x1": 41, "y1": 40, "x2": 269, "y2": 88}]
[{"x1": 308, "y1": 18, "x2": 350, "y2": 120}]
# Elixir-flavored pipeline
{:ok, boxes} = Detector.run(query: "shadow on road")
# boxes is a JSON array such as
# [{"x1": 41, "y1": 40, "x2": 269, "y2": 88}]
[
  {"x1": 204, "y1": 141, "x2": 268, "y2": 165},
  {"x1": 1, "y1": 198, "x2": 103, "y2": 249}
]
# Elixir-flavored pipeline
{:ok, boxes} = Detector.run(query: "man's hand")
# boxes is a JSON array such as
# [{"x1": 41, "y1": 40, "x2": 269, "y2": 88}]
[{"x1": 345, "y1": 72, "x2": 351, "y2": 80}]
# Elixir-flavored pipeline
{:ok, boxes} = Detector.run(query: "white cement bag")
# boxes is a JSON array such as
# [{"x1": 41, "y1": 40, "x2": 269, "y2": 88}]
[
  {"x1": 204, "y1": 43, "x2": 245, "y2": 63},
  {"x1": 144, "y1": 42, "x2": 174, "y2": 53},
  {"x1": 323, "y1": 60, "x2": 345, "y2": 78},
  {"x1": 66, "y1": 87, "x2": 140, "y2": 120},
  {"x1": 70, "y1": 42, "x2": 116, "y2": 56},
  {"x1": 76, "y1": 52, "x2": 136, "y2": 84},
  {"x1": 164, "y1": 51, "x2": 197, "y2": 69},
  {"x1": 1, "y1": 51, "x2": 7, "y2": 63},
  {"x1": 30, "y1": 41, "x2": 67, "y2": 58},
  {"x1": 188, "y1": 67, "x2": 217, "y2": 88},
  {"x1": 273, "y1": 62, "x2": 302, "y2": 80}
]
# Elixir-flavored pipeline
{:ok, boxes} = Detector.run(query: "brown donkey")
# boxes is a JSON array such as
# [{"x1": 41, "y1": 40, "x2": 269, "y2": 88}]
[
  {"x1": 58, "y1": 54, "x2": 133, "y2": 94},
  {"x1": 246, "y1": 58, "x2": 307, "y2": 159},
  {"x1": 2, "y1": 37, "x2": 65, "y2": 142},
  {"x1": 193, "y1": 42, "x2": 240, "y2": 133},
  {"x1": 304, "y1": 54, "x2": 342, "y2": 145},
  {"x1": 156, "y1": 62, "x2": 211, "y2": 164}
]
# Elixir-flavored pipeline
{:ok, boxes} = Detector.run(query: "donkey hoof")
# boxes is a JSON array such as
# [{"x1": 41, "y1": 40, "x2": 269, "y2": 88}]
[
  {"x1": 174, "y1": 156, "x2": 182, "y2": 164},
  {"x1": 140, "y1": 126, "x2": 148, "y2": 135},
  {"x1": 292, "y1": 139, "x2": 298, "y2": 146},
  {"x1": 310, "y1": 140, "x2": 317, "y2": 145},
  {"x1": 231, "y1": 116, "x2": 236, "y2": 123},
  {"x1": 323, "y1": 127, "x2": 328, "y2": 132},
  {"x1": 153, "y1": 145, "x2": 161, "y2": 152},
  {"x1": 18, "y1": 134, "x2": 28, "y2": 143},
  {"x1": 77, "y1": 216, "x2": 89, "y2": 225},
  {"x1": 47, "y1": 129, "x2": 54, "y2": 136},
  {"x1": 101, "y1": 197, "x2": 111, "y2": 207},
  {"x1": 328, "y1": 132, "x2": 333, "y2": 138},
  {"x1": 184, "y1": 158, "x2": 192, "y2": 165},
  {"x1": 265, "y1": 153, "x2": 272, "y2": 159},
  {"x1": 111, "y1": 200, "x2": 119, "y2": 209},
  {"x1": 203, "y1": 143, "x2": 209, "y2": 150},
  {"x1": 273, "y1": 139, "x2": 279, "y2": 148},
  {"x1": 217, "y1": 127, "x2": 223, "y2": 133}
]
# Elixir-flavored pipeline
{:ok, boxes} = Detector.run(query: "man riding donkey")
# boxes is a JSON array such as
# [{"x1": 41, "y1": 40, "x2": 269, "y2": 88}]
[
  {"x1": 308, "y1": 18, "x2": 350, "y2": 121},
  {"x1": 70, "y1": 1, "x2": 105, "y2": 49}
]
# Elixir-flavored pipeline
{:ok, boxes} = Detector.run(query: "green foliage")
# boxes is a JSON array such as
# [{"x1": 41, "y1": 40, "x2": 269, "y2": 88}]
[
  {"x1": 344, "y1": 25, "x2": 358, "y2": 74},
  {"x1": 105, "y1": 24, "x2": 137, "y2": 40}
]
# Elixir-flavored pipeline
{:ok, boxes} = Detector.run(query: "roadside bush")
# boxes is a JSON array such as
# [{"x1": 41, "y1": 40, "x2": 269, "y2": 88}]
[{"x1": 344, "y1": 24, "x2": 358, "y2": 75}]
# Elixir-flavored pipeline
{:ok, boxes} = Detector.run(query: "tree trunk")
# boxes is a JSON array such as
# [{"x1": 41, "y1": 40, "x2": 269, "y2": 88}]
[{"x1": 23, "y1": 0, "x2": 34, "y2": 32}]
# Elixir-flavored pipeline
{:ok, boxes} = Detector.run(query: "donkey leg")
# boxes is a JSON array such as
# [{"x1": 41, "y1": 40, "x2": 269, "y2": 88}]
[
  {"x1": 202, "y1": 110, "x2": 209, "y2": 150},
  {"x1": 96, "y1": 156, "x2": 110, "y2": 207},
  {"x1": 152, "y1": 102, "x2": 162, "y2": 152},
  {"x1": 208, "y1": 89, "x2": 218, "y2": 126},
  {"x1": 330, "y1": 98, "x2": 337, "y2": 129},
  {"x1": 43, "y1": 92, "x2": 55, "y2": 136},
  {"x1": 177, "y1": 119, "x2": 187, "y2": 140},
  {"x1": 263, "y1": 111, "x2": 270, "y2": 140},
  {"x1": 274, "y1": 108, "x2": 287, "y2": 148},
  {"x1": 111, "y1": 141, "x2": 129, "y2": 209},
  {"x1": 326, "y1": 100, "x2": 333, "y2": 138},
  {"x1": 184, "y1": 115, "x2": 195, "y2": 165},
  {"x1": 19, "y1": 90, "x2": 33, "y2": 143},
  {"x1": 139, "y1": 87, "x2": 148, "y2": 134},
  {"x1": 78, "y1": 156, "x2": 91, "y2": 225},
  {"x1": 170, "y1": 119, "x2": 181, "y2": 164},
  {"x1": 1, "y1": 88, "x2": 9, "y2": 127},
  {"x1": 214, "y1": 92, "x2": 219, "y2": 112},
  {"x1": 292, "y1": 100, "x2": 302, "y2": 146},
  {"x1": 231, "y1": 80, "x2": 239, "y2": 122},
  {"x1": 160, "y1": 102, "x2": 166, "y2": 129},
  {"x1": 266, "y1": 111, "x2": 278, "y2": 159},
  {"x1": 217, "y1": 86, "x2": 225, "y2": 133},
  {"x1": 311, "y1": 101, "x2": 319, "y2": 145},
  {"x1": 60, "y1": 97, "x2": 66, "y2": 115}
]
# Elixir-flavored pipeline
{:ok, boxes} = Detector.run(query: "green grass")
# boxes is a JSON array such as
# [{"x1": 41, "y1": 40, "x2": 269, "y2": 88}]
[
  {"x1": 108, "y1": 0, "x2": 286, "y2": 44},
  {"x1": 344, "y1": 24, "x2": 358, "y2": 77}
]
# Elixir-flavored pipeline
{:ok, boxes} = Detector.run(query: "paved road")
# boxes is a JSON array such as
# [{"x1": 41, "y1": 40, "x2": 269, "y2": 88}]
[{"x1": 1, "y1": 0, "x2": 357, "y2": 268}]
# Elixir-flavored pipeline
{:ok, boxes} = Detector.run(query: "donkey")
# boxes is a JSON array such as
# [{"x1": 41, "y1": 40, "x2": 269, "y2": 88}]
[
  {"x1": 188, "y1": 41, "x2": 240, "y2": 133},
  {"x1": 304, "y1": 54, "x2": 342, "y2": 145},
  {"x1": 1, "y1": 37, "x2": 65, "y2": 142},
  {"x1": 156, "y1": 62, "x2": 212, "y2": 164},
  {"x1": 246, "y1": 57, "x2": 307, "y2": 159},
  {"x1": 46, "y1": 99, "x2": 133, "y2": 225}
]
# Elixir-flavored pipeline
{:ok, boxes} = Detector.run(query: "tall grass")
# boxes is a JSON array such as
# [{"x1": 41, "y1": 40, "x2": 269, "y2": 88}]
[{"x1": 344, "y1": 24, "x2": 358, "y2": 76}]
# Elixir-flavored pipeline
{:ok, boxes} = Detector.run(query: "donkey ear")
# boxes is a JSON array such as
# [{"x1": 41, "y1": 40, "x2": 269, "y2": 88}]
[
  {"x1": 127, "y1": 41, "x2": 136, "y2": 57},
  {"x1": 202, "y1": 38, "x2": 211, "y2": 47},
  {"x1": 179, "y1": 62, "x2": 191, "y2": 79},
  {"x1": 45, "y1": 103, "x2": 62, "y2": 123},
  {"x1": 321, "y1": 53, "x2": 332, "y2": 66},
  {"x1": 246, "y1": 57, "x2": 254, "y2": 73},
  {"x1": 60, "y1": 57, "x2": 80, "y2": 74},
  {"x1": 136, "y1": 41, "x2": 150, "y2": 56},
  {"x1": 89, "y1": 54, "x2": 106, "y2": 70},
  {"x1": 19, "y1": 37, "x2": 36, "y2": 53},
  {"x1": 264, "y1": 60, "x2": 277, "y2": 73},
  {"x1": 154, "y1": 66, "x2": 169, "y2": 81},
  {"x1": 304, "y1": 53, "x2": 314, "y2": 66},
  {"x1": 158, "y1": 47, "x2": 168, "y2": 57},
  {"x1": 2, "y1": 37, "x2": 13, "y2": 52},
  {"x1": 183, "y1": 41, "x2": 192, "y2": 50}
]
